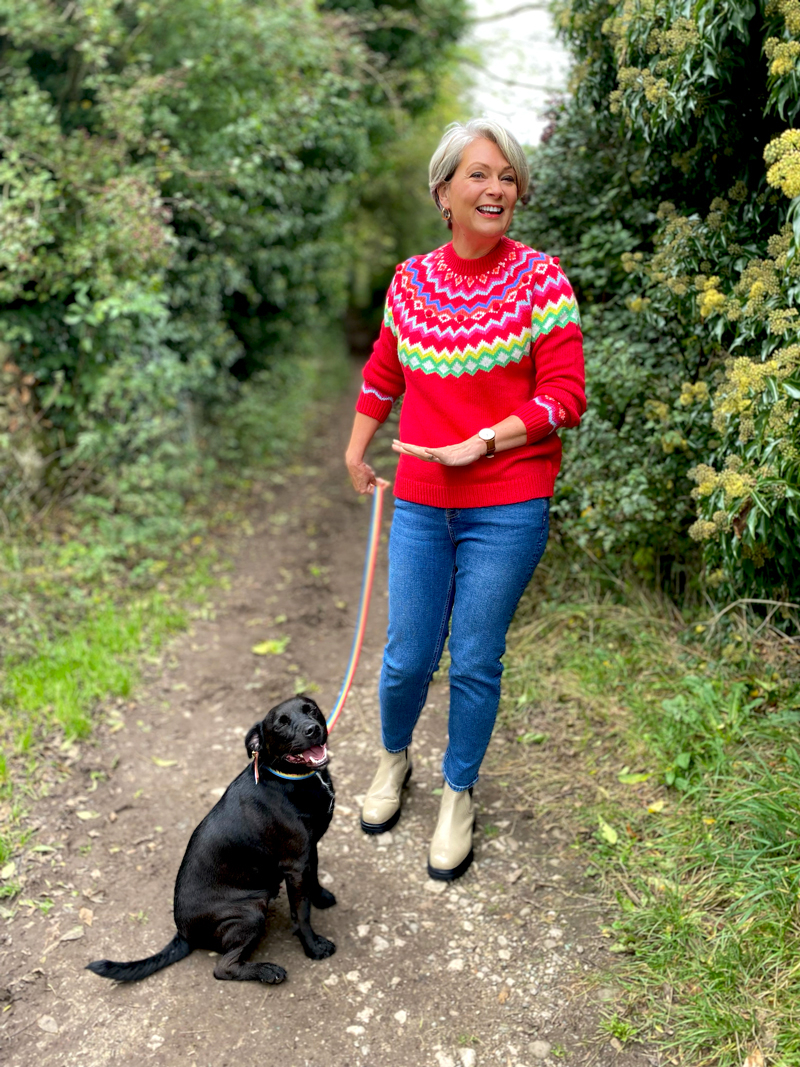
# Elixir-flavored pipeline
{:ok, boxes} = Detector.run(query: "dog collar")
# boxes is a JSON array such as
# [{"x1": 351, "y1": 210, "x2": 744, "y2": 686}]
[{"x1": 267, "y1": 766, "x2": 317, "y2": 781}]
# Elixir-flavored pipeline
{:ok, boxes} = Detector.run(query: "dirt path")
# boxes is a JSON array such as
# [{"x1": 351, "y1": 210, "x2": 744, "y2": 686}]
[{"x1": 1, "y1": 379, "x2": 653, "y2": 1067}]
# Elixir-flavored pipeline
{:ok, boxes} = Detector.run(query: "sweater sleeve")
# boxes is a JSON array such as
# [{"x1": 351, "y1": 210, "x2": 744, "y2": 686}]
[
  {"x1": 355, "y1": 271, "x2": 406, "y2": 423},
  {"x1": 512, "y1": 261, "x2": 586, "y2": 444}
]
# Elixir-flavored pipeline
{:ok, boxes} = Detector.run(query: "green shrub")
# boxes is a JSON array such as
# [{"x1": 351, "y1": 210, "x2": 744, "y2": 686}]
[
  {"x1": 513, "y1": 0, "x2": 800, "y2": 608},
  {"x1": 0, "y1": 0, "x2": 465, "y2": 530}
]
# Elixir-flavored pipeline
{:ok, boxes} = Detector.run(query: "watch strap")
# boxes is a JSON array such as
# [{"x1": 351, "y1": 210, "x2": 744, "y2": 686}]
[{"x1": 478, "y1": 428, "x2": 496, "y2": 458}]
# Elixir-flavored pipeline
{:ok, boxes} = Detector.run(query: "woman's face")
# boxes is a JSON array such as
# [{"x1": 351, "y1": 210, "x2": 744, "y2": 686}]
[{"x1": 438, "y1": 137, "x2": 519, "y2": 247}]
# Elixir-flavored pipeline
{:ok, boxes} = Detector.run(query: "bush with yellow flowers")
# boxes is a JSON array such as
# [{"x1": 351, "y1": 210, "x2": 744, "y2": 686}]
[
  {"x1": 517, "y1": 0, "x2": 800, "y2": 606},
  {"x1": 615, "y1": 113, "x2": 800, "y2": 598}
]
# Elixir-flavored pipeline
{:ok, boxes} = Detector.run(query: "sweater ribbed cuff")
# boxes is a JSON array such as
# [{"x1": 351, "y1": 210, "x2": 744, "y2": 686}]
[
  {"x1": 356, "y1": 390, "x2": 394, "y2": 423},
  {"x1": 514, "y1": 400, "x2": 559, "y2": 445}
]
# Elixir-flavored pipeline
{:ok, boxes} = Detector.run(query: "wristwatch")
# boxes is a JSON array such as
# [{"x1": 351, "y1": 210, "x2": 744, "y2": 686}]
[{"x1": 478, "y1": 427, "x2": 496, "y2": 458}]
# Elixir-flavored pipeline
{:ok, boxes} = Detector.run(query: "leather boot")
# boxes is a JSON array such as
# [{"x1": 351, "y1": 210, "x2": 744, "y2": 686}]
[
  {"x1": 360, "y1": 748, "x2": 412, "y2": 834},
  {"x1": 427, "y1": 782, "x2": 475, "y2": 881}
]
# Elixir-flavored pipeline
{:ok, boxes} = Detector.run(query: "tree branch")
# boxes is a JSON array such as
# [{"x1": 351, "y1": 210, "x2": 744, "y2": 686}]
[
  {"x1": 469, "y1": 3, "x2": 550, "y2": 24},
  {"x1": 458, "y1": 56, "x2": 559, "y2": 93}
]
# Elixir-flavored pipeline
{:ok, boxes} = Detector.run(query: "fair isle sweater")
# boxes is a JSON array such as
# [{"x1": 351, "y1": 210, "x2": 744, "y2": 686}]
[{"x1": 356, "y1": 236, "x2": 586, "y2": 508}]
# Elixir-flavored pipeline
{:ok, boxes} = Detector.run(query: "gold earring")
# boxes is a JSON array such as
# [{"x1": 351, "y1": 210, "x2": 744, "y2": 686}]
[{"x1": 442, "y1": 208, "x2": 451, "y2": 221}]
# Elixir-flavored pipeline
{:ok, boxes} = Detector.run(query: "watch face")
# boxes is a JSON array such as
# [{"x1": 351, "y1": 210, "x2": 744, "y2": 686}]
[{"x1": 479, "y1": 428, "x2": 495, "y2": 442}]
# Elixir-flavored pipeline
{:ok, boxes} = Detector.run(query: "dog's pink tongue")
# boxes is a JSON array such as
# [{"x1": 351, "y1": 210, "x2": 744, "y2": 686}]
[{"x1": 302, "y1": 745, "x2": 327, "y2": 764}]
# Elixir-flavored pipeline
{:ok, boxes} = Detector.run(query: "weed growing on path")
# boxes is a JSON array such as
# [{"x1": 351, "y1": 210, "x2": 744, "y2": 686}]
[{"x1": 501, "y1": 570, "x2": 800, "y2": 1066}]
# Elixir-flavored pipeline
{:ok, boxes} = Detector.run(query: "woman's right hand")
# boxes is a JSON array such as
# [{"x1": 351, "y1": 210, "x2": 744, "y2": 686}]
[
  {"x1": 345, "y1": 412, "x2": 388, "y2": 495},
  {"x1": 346, "y1": 453, "x2": 389, "y2": 496}
]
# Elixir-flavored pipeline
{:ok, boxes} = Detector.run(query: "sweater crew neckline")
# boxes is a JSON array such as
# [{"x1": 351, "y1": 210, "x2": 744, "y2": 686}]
[{"x1": 441, "y1": 236, "x2": 513, "y2": 277}]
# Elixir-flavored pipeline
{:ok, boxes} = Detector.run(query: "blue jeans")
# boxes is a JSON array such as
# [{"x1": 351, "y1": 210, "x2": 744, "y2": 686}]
[{"x1": 379, "y1": 497, "x2": 550, "y2": 791}]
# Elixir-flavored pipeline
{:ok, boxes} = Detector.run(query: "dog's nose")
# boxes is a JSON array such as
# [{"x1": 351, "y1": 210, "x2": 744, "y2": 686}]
[{"x1": 303, "y1": 723, "x2": 318, "y2": 738}]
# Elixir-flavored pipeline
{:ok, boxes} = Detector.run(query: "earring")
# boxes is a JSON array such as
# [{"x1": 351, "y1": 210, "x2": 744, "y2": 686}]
[{"x1": 442, "y1": 208, "x2": 451, "y2": 221}]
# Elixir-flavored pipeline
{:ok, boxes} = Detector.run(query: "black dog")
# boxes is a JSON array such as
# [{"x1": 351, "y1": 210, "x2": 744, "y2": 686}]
[{"x1": 87, "y1": 696, "x2": 336, "y2": 984}]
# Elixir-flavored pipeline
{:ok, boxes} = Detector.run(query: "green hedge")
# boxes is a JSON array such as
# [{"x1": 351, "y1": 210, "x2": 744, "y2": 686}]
[{"x1": 513, "y1": 0, "x2": 800, "y2": 608}]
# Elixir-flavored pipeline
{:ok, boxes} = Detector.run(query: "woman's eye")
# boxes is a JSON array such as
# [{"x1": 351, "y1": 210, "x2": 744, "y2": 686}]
[{"x1": 470, "y1": 171, "x2": 485, "y2": 178}]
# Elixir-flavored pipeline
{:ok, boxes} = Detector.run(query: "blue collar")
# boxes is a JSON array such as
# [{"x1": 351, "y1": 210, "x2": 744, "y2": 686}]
[{"x1": 267, "y1": 766, "x2": 317, "y2": 781}]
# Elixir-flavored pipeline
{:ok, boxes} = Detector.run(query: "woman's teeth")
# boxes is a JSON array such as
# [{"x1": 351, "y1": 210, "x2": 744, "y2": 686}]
[{"x1": 477, "y1": 206, "x2": 503, "y2": 215}]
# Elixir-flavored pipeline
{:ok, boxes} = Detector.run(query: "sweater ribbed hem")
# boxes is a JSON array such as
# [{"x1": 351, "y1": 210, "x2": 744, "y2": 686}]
[
  {"x1": 356, "y1": 391, "x2": 393, "y2": 423},
  {"x1": 393, "y1": 470, "x2": 555, "y2": 509}
]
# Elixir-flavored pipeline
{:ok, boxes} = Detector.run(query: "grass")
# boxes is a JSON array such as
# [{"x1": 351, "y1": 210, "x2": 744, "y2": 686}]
[
  {"x1": 0, "y1": 342, "x2": 351, "y2": 869},
  {"x1": 7, "y1": 600, "x2": 189, "y2": 743},
  {"x1": 500, "y1": 560, "x2": 800, "y2": 1067}
]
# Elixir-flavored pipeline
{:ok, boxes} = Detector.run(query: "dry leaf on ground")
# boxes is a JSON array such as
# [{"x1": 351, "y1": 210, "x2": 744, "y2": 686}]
[{"x1": 743, "y1": 1051, "x2": 764, "y2": 1067}]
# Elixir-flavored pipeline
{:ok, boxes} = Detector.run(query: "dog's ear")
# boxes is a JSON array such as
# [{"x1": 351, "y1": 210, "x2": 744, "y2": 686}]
[{"x1": 245, "y1": 720, "x2": 265, "y2": 759}]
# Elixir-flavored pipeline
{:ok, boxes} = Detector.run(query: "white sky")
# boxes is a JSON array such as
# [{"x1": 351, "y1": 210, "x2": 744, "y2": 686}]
[{"x1": 464, "y1": 0, "x2": 570, "y2": 147}]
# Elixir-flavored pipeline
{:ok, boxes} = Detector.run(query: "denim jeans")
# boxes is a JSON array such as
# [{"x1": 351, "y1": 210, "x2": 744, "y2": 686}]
[{"x1": 379, "y1": 496, "x2": 550, "y2": 791}]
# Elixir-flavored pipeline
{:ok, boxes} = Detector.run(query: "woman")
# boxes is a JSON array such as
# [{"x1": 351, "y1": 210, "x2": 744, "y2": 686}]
[{"x1": 345, "y1": 119, "x2": 585, "y2": 881}]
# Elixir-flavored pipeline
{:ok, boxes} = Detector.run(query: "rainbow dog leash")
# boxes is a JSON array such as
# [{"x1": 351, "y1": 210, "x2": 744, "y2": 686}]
[
  {"x1": 326, "y1": 481, "x2": 385, "y2": 733},
  {"x1": 254, "y1": 482, "x2": 385, "y2": 784}
]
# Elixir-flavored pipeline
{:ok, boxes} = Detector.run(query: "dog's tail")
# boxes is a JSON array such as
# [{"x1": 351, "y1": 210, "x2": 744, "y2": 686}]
[{"x1": 86, "y1": 932, "x2": 192, "y2": 982}]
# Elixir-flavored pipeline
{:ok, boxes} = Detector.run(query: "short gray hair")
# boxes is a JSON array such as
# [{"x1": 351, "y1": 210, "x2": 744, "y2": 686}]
[{"x1": 429, "y1": 119, "x2": 530, "y2": 209}]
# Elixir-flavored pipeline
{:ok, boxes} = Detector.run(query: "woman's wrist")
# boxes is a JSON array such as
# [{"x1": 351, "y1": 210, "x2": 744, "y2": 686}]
[
  {"x1": 470, "y1": 434, "x2": 489, "y2": 458},
  {"x1": 474, "y1": 417, "x2": 527, "y2": 456}
]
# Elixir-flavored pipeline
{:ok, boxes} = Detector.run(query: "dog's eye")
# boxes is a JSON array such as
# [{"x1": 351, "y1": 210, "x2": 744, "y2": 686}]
[{"x1": 278, "y1": 715, "x2": 291, "y2": 727}]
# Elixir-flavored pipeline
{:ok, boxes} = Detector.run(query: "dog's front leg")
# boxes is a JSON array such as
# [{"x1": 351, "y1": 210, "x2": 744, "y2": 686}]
[
  {"x1": 308, "y1": 841, "x2": 336, "y2": 910},
  {"x1": 284, "y1": 864, "x2": 336, "y2": 960}
]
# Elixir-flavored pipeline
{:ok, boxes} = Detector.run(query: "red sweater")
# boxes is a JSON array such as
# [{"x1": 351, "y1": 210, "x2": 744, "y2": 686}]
[{"x1": 357, "y1": 236, "x2": 585, "y2": 508}]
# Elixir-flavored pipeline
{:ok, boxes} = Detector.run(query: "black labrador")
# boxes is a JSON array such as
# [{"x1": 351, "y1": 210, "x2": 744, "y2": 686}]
[{"x1": 87, "y1": 696, "x2": 336, "y2": 984}]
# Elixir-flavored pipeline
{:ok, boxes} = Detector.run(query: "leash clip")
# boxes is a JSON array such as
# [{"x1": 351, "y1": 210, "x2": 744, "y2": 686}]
[{"x1": 251, "y1": 750, "x2": 259, "y2": 784}]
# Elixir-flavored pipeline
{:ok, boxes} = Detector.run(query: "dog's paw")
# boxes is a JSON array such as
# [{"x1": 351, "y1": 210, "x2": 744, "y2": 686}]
[
  {"x1": 259, "y1": 963, "x2": 287, "y2": 984},
  {"x1": 312, "y1": 887, "x2": 336, "y2": 909},
  {"x1": 302, "y1": 934, "x2": 336, "y2": 960}
]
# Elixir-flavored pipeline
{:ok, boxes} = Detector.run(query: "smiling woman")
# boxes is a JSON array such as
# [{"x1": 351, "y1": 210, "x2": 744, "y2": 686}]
[
  {"x1": 344, "y1": 118, "x2": 585, "y2": 883},
  {"x1": 430, "y1": 120, "x2": 530, "y2": 258}
]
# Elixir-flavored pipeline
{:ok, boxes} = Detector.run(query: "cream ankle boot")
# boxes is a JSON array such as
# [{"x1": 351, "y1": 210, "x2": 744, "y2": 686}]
[
  {"x1": 360, "y1": 748, "x2": 412, "y2": 834},
  {"x1": 427, "y1": 783, "x2": 475, "y2": 881}
]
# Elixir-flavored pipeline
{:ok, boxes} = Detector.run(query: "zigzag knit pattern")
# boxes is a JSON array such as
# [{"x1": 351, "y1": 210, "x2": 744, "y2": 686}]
[
  {"x1": 389, "y1": 241, "x2": 580, "y2": 379},
  {"x1": 357, "y1": 236, "x2": 586, "y2": 509}
]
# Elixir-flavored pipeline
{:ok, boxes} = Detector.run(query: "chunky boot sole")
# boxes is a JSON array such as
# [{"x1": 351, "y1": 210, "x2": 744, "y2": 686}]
[
  {"x1": 427, "y1": 847, "x2": 474, "y2": 882},
  {"x1": 360, "y1": 765, "x2": 412, "y2": 835}
]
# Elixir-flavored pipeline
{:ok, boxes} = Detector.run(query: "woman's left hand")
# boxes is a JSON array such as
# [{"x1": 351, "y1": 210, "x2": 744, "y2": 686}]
[{"x1": 392, "y1": 436, "x2": 484, "y2": 466}]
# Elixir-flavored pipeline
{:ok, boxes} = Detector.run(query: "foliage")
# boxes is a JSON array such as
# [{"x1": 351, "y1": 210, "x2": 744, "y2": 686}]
[
  {"x1": 344, "y1": 70, "x2": 466, "y2": 341},
  {"x1": 512, "y1": 105, "x2": 709, "y2": 588},
  {"x1": 515, "y1": 0, "x2": 800, "y2": 606},
  {"x1": 321, "y1": 0, "x2": 467, "y2": 116},
  {"x1": 0, "y1": 0, "x2": 465, "y2": 548}
]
